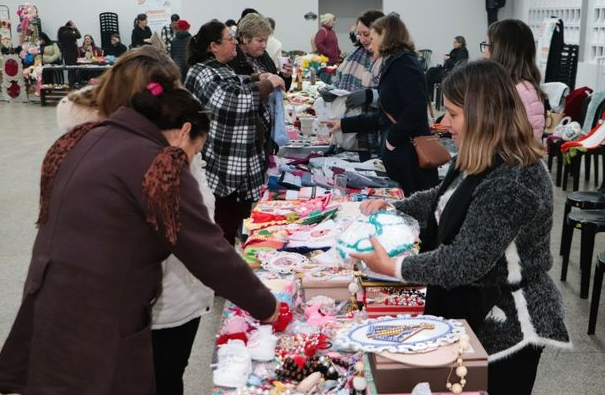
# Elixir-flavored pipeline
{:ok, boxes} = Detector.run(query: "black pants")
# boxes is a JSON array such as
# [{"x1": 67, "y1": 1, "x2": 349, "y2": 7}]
[
  {"x1": 214, "y1": 192, "x2": 253, "y2": 246},
  {"x1": 152, "y1": 317, "x2": 201, "y2": 395},
  {"x1": 488, "y1": 345, "x2": 543, "y2": 395}
]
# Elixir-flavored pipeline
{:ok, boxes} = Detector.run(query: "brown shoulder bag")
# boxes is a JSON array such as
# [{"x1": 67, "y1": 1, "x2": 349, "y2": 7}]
[{"x1": 382, "y1": 107, "x2": 451, "y2": 169}]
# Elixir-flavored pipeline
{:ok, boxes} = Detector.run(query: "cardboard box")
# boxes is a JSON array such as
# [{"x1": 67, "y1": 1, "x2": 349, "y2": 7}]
[
  {"x1": 367, "y1": 320, "x2": 488, "y2": 394},
  {"x1": 301, "y1": 270, "x2": 355, "y2": 302}
]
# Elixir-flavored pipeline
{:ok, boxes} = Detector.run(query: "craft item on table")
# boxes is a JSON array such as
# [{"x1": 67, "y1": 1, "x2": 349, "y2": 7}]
[
  {"x1": 304, "y1": 302, "x2": 337, "y2": 326},
  {"x1": 352, "y1": 360, "x2": 368, "y2": 394},
  {"x1": 247, "y1": 325, "x2": 278, "y2": 362},
  {"x1": 335, "y1": 210, "x2": 420, "y2": 260},
  {"x1": 272, "y1": 302, "x2": 293, "y2": 332},
  {"x1": 275, "y1": 354, "x2": 348, "y2": 382},
  {"x1": 212, "y1": 339, "x2": 253, "y2": 388},
  {"x1": 344, "y1": 170, "x2": 398, "y2": 189},
  {"x1": 242, "y1": 246, "x2": 279, "y2": 267},
  {"x1": 284, "y1": 186, "x2": 329, "y2": 201},
  {"x1": 258, "y1": 251, "x2": 310, "y2": 274},
  {"x1": 278, "y1": 172, "x2": 302, "y2": 190},
  {"x1": 365, "y1": 187, "x2": 405, "y2": 200},
  {"x1": 286, "y1": 219, "x2": 342, "y2": 251},
  {"x1": 298, "y1": 266, "x2": 356, "y2": 302},
  {"x1": 275, "y1": 333, "x2": 331, "y2": 362},
  {"x1": 334, "y1": 315, "x2": 465, "y2": 354},
  {"x1": 364, "y1": 287, "x2": 426, "y2": 318}
]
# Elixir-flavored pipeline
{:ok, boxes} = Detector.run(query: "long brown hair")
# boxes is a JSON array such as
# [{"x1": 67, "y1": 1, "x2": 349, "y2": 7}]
[
  {"x1": 488, "y1": 19, "x2": 544, "y2": 101},
  {"x1": 371, "y1": 14, "x2": 415, "y2": 57},
  {"x1": 442, "y1": 60, "x2": 544, "y2": 174}
]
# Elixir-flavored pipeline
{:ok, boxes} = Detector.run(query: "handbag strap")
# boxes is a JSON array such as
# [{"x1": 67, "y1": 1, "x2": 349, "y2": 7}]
[{"x1": 379, "y1": 100, "x2": 397, "y2": 124}]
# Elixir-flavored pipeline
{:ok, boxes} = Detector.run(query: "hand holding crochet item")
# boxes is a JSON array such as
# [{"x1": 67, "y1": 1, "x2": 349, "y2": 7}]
[{"x1": 350, "y1": 237, "x2": 398, "y2": 278}]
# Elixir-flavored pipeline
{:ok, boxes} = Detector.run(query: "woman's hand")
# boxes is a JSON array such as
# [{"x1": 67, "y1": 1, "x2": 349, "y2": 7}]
[
  {"x1": 359, "y1": 199, "x2": 393, "y2": 215},
  {"x1": 266, "y1": 74, "x2": 286, "y2": 90},
  {"x1": 281, "y1": 62, "x2": 293, "y2": 78},
  {"x1": 385, "y1": 139, "x2": 396, "y2": 151},
  {"x1": 322, "y1": 119, "x2": 341, "y2": 134},
  {"x1": 350, "y1": 237, "x2": 398, "y2": 278},
  {"x1": 260, "y1": 299, "x2": 281, "y2": 324}
]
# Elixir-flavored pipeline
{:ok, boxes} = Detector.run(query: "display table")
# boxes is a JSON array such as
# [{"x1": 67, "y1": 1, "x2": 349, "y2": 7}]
[{"x1": 39, "y1": 64, "x2": 111, "y2": 106}]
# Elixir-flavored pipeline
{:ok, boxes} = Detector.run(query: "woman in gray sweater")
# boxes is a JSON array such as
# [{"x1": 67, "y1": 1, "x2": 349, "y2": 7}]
[{"x1": 354, "y1": 60, "x2": 569, "y2": 395}]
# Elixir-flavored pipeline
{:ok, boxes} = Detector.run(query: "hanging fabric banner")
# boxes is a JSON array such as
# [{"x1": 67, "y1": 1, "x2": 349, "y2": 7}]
[{"x1": 135, "y1": 0, "x2": 172, "y2": 33}]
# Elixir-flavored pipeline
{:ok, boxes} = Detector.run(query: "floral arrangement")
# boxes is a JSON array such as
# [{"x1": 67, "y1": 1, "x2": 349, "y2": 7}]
[
  {"x1": 22, "y1": 61, "x2": 43, "y2": 95},
  {"x1": 300, "y1": 54, "x2": 329, "y2": 73},
  {"x1": 19, "y1": 42, "x2": 39, "y2": 66},
  {"x1": 16, "y1": 3, "x2": 40, "y2": 44}
]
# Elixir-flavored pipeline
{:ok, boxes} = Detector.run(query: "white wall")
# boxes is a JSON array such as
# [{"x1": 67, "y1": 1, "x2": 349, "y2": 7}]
[
  {"x1": 383, "y1": 0, "x2": 496, "y2": 67},
  {"x1": 182, "y1": 0, "x2": 319, "y2": 52}
]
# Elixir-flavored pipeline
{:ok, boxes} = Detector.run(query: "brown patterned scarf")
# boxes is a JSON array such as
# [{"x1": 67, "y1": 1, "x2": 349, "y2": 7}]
[
  {"x1": 142, "y1": 146, "x2": 190, "y2": 245},
  {"x1": 37, "y1": 122, "x2": 102, "y2": 226}
]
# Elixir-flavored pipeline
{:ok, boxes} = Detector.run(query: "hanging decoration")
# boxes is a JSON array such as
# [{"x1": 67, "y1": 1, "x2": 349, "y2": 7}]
[{"x1": 2, "y1": 54, "x2": 27, "y2": 101}]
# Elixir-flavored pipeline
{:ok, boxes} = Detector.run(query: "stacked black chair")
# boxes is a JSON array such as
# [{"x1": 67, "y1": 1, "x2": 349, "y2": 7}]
[
  {"x1": 99, "y1": 12, "x2": 119, "y2": 54},
  {"x1": 588, "y1": 252, "x2": 605, "y2": 334},
  {"x1": 560, "y1": 199, "x2": 605, "y2": 298}
]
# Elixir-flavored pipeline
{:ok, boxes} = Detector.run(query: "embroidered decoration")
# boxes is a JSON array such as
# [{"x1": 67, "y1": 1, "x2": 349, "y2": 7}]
[{"x1": 366, "y1": 323, "x2": 435, "y2": 343}]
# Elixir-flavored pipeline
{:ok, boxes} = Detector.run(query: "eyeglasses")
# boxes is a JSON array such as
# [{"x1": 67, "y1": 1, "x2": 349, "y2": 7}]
[
  {"x1": 217, "y1": 34, "x2": 235, "y2": 43},
  {"x1": 480, "y1": 41, "x2": 493, "y2": 53}
]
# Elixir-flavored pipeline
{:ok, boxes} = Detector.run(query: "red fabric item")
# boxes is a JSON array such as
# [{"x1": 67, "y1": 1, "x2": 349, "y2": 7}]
[
  {"x1": 251, "y1": 211, "x2": 286, "y2": 223},
  {"x1": 272, "y1": 302, "x2": 293, "y2": 332},
  {"x1": 564, "y1": 86, "x2": 593, "y2": 123},
  {"x1": 216, "y1": 332, "x2": 248, "y2": 346}
]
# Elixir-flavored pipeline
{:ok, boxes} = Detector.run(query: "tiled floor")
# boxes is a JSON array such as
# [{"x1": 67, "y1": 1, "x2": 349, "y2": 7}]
[{"x1": 0, "y1": 102, "x2": 603, "y2": 394}]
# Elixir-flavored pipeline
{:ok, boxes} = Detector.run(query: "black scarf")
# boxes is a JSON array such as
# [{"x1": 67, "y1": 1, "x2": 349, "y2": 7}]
[{"x1": 421, "y1": 156, "x2": 503, "y2": 331}]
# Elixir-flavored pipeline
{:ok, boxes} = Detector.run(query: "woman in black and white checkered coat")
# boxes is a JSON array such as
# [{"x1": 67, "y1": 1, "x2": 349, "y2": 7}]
[{"x1": 185, "y1": 19, "x2": 284, "y2": 245}]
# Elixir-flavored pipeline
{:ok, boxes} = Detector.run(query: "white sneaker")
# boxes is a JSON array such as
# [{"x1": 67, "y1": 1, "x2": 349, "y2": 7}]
[
  {"x1": 212, "y1": 339, "x2": 252, "y2": 388},
  {"x1": 247, "y1": 325, "x2": 277, "y2": 362}
]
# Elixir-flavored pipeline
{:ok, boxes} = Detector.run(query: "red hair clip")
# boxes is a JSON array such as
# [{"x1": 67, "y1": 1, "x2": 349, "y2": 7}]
[{"x1": 147, "y1": 82, "x2": 163, "y2": 96}]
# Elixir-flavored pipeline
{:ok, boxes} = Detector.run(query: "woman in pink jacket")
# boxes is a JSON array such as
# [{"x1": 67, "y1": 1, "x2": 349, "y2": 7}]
[{"x1": 482, "y1": 19, "x2": 545, "y2": 142}]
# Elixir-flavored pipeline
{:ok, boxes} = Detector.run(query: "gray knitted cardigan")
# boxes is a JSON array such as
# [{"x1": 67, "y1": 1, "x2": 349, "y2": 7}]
[{"x1": 393, "y1": 160, "x2": 570, "y2": 361}]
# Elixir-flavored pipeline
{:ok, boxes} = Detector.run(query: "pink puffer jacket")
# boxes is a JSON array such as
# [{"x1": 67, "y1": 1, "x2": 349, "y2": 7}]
[{"x1": 516, "y1": 80, "x2": 545, "y2": 142}]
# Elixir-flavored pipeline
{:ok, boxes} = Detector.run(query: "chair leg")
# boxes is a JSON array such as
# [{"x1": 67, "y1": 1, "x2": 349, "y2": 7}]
[
  {"x1": 556, "y1": 153, "x2": 564, "y2": 187},
  {"x1": 595, "y1": 154, "x2": 600, "y2": 187},
  {"x1": 588, "y1": 263, "x2": 604, "y2": 335},
  {"x1": 573, "y1": 155, "x2": 581, "y2": 191},
  {"x1": 561, "y1": 215, "x2": 575, "y2": 281},
  {"x1": 579, "y1": 227, "x2": 596, "y2": 299},
  {"x1": 562, "y1": 162, "x2": 569, "y2": 191},
  {"x1": 585, "y1": 154, "x2": 591, "y2": 182},
  {"x1": 559, "y1": 203, "x2": 573, "y2": 256}
]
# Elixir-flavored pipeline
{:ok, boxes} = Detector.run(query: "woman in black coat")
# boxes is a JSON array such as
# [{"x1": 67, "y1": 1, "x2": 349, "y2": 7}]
[
  {"x1": 57, "y1": 20, "x2": 81, "y2": 65},
  {"x1": 131, "y1": 13, "x2": 152, "y2": 48},
  {"x1": 326, "y1": 15, "x2": 438, "y2": 196}
]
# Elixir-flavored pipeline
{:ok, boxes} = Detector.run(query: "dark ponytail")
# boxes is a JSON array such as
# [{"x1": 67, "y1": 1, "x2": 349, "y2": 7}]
[
  {"x1": 134, "y1": 13, "x2": 147, "y2": 29},
  {"x1": 130, "y1": 83, "x2": 210, "y2": 140},
  {"x1": 187, "y1": 19, "x2": 226, "y2": 65}
]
